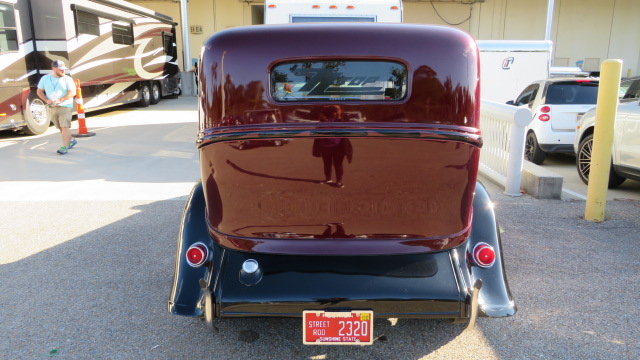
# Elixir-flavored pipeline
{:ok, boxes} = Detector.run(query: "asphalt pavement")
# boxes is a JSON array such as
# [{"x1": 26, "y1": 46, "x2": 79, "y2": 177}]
[{"x1": 1, "y1": 96, "x2": 638, "y2": 360}]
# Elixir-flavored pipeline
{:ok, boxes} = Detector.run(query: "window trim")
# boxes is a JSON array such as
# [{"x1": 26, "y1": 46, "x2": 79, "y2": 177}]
[
  {"x1": 162, "y1": 31, "x2": 174, "y2": 55},
  {"x1": 71, "y1": 5, "x2": 135, "y2": 43},
  {"x1": 0, "y1": 1, "x2": 18, "y2": 54},
  {"x1": 74, "y1": 9, "x2": 100, "y2": 36},
  {"x1": 112, "y1": 22, "x2": 133, "y2": 45}
]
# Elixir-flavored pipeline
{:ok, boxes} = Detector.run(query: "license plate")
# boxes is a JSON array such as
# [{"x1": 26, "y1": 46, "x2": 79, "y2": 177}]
[{"x1": 303, "y1": 310, "x2": 374, "y2": 345}]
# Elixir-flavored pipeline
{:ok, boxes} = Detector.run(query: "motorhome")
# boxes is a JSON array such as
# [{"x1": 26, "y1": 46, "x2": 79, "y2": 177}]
[
  {"x1": 264, "y1": 0, "x2": 402, "y2": 24},
  {"x1": 0, "y1": 0, "x2": 180, "y2": 135}
]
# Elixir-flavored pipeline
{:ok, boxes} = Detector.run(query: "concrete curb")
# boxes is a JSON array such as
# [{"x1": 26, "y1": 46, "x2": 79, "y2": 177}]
[{"x1": 521, "y1": 161, "x2": 563, "y2": 199}]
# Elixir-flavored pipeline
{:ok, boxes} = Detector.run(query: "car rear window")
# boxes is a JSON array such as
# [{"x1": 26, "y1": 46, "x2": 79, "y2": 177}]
[
  {"x1": 544, "y1": 81, "x2": 599, "y2": 105},
  {"x1": 271, "y1": 60, "x2": 407, "y2": 102}
]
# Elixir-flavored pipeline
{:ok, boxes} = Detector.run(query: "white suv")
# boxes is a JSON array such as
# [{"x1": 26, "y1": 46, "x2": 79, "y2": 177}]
[
  {"x1": 508, "y1": 78, "x2": 599, "y2": 164},
  {"x1": 574, "y1": 77, "x2": 640, "y2": 188}
]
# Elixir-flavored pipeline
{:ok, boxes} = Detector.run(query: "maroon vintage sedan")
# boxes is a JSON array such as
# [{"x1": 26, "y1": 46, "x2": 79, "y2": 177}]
[{"x1": 169, "y1": 23, "x2": 515, "y2": 345}]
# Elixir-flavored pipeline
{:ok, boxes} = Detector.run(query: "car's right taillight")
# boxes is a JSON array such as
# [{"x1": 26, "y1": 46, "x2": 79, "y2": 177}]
[{"x1": 186, "y1": 243, "x2": 209, "y2": 267}]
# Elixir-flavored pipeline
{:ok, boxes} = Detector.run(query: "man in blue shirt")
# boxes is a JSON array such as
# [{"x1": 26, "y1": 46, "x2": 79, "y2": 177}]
[{"x1": 37, "y1": 60, "x2": 77, "y2": 155}]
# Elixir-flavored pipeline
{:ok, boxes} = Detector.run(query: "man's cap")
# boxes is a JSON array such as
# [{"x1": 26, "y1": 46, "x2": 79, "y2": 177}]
[{"x1": 52, "y1": 60, "x2": 67, "y2": 70}]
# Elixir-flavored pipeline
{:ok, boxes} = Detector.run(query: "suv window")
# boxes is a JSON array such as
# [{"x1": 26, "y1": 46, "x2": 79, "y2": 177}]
[
  {"x1": 271, "y1": 60, "x2": 407, "y2": 102},
  {"x1": 620, "y1": 78, "x2": 640, "y2": 102},
  {"x1": 515, "y1": 84, "x2": 539, "y2": 106},
  {"x1": 544, "y1": 81, "x2": 599, "y2": 105}
]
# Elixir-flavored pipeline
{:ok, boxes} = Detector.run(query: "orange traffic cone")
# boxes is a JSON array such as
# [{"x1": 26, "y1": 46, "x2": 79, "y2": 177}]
[{"x1": 72, "y1": 79, "x2": 95, "y2": 138}]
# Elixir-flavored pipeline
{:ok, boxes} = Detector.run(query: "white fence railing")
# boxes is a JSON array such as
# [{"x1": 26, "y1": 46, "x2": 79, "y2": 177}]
[{"x1": 479, "y1": 100, "x2": 532, "y2": 196}]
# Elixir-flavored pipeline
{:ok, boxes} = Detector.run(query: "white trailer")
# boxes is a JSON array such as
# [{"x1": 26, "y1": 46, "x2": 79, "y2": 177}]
[
  {"x1": 264, "y1": 0, "x2": 402, "y2": 24},
  {"x1": 477, "y1": 40, "x2": 553, "y2": 104}
]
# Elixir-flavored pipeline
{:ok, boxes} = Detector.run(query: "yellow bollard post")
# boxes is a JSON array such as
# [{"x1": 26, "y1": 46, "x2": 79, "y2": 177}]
[{"x1": 585, "y1": 59, "x2": 622, "y2": 222}]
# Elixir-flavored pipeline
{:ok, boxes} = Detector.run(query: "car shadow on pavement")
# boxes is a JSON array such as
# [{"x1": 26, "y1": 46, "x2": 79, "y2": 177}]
[{"x1": 0, "y1": 197, "x2": 508, "y2": 360}]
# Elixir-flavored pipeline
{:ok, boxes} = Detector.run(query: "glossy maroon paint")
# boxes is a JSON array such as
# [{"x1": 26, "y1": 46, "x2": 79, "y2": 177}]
[{"x1": 198, "y1": 23, "x2": 481, "y2": 255}]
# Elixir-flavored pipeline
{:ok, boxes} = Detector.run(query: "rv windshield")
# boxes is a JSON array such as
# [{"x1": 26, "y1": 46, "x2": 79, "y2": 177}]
[{"x1": 271, "y1": 60, "x2": 407, "y2": 102}]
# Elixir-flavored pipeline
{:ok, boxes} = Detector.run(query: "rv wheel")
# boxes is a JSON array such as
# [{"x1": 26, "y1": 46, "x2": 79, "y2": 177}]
[
  {"x1": 137, "y1": 83, "x2": 151, "y2": 107},
  {"x1": 23, "y1": 94, "x2": 50, "y2": 135},
  {"x1": 150, "y1": 82, "x2": 161, "y2": 105}
]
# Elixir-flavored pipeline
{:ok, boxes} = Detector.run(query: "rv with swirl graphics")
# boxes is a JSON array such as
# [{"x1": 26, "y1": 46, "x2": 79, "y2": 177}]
[{"x1": 0, "y1": 0, "x2": 180, "y2": 135}]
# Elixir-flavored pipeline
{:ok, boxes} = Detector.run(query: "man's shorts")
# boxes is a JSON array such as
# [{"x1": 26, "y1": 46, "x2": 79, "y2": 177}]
[{"x1": 47, "y1": 106, "x2": 73, "y2": 129}]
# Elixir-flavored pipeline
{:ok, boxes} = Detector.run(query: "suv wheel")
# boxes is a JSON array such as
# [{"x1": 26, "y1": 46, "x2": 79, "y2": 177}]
[
  {"x1": 576, "y1": 134, "x2": 626, "y2": 188},
  {"x1": 525, "y1": 132, "x2": 546, "y2": 165}
]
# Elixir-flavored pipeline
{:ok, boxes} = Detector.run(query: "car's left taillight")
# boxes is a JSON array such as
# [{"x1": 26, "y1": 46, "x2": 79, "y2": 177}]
[
  {"x1": 538, "y1": 105, "x2": 551, "y2": 121},
  {"x1": 473, "y1": 243, "x2": 496, "y2": 268},
  {"x1": 186, "y1": 242, "x2": 209, "y2": 267}
]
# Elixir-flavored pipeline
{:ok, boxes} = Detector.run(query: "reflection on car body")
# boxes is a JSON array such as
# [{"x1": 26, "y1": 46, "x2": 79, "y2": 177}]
[
  {"x1": 169, "y1": 23, "x2": 515, "y2": 345},
  {"x1": 236, "y1": 109, "x2": 288, "y2": 149}
]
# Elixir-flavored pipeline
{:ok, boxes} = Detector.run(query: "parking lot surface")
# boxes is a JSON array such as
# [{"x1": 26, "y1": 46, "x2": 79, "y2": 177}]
[{"x1": 1, "y1": 97, "x2": 638, "y2": 359}]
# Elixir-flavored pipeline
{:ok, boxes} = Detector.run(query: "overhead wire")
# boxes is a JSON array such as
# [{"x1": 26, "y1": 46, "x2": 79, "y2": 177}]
[{"x1": 430, "y1": 0, "x2": 472, "y2": 26}]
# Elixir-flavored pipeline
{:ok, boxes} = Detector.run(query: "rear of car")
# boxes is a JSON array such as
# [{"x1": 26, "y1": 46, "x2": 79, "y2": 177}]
[
  {"x1": 169, "y1": 23, "x2": 515, "y2": 345},
  {"x1": 514, "y1": 78, "x2": 599, "y2": 164},
  {"x1": 541, "y1": 80, "x2": 599, "y2": 130}
]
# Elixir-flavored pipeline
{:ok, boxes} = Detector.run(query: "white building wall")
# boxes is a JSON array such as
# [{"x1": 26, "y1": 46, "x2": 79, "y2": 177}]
[
  {"x1": 609, "y1": 0, "x2": 640, "y2": 77},
  {"x1": 501, "y1": 0, "x2": 548, "y2": 40},
  {"x1": 130, "y1": 0, "x2": 640, "y2": 77},
  {"x1": 553, "y1": 0, "x2": 615, "y2": 71}
]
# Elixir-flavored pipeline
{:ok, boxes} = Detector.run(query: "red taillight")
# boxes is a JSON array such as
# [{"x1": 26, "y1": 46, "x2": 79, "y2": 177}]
[
  {"x1": 540, "y1": 106, "x2": 551, "y2": 113},
  {"x1": 391, "y1": 6, "x2": 399, "y2": 10},
  {"x1": 186, "y1": 243, "x2": 209, "y2": 267},
  {"x1": 347, "y1": 5, "x2": 355, "y2": 9},
  {"x1": 329, "y1": 5, "x2": 337, "y2": 9},
  {"x1": 267, "y1": 4, "x2": 276, "y2": 8},
  {"x1": 473, "y1": 243, "x2": 496, "y2": 268},
  {"x1": 312, "y1": 5, "x2": 320, "y2": 9},
  {"x1": 538, "y1": 114, "x2": 551, "y2": 121}
]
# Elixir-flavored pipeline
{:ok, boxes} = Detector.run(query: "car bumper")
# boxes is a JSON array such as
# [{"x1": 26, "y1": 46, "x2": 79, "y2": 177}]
[
  {"x1": 217, "y1": 248, "x2": 464, "y2": 318},
  {"x1": 536, "y1": 130, "x2": 576, "y2": 153},
  {"x1": 539, "y1": 143, "x2": 575, "y2": 153}
]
